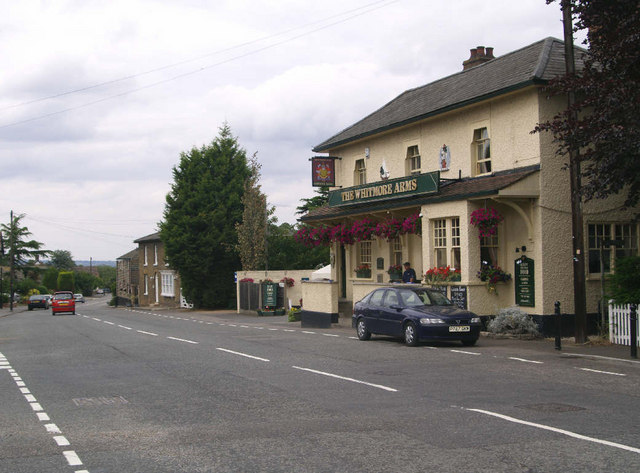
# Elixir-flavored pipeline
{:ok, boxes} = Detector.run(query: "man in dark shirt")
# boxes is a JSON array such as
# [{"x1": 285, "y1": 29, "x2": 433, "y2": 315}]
[{"x1": 402, "y1": 262, "x2": 416, "y2": 283}]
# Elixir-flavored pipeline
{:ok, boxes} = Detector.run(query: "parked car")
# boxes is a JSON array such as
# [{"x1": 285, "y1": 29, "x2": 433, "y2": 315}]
[
  {"x1": 51, "y1": 291, "x2": 76, "y2": 315},
  {"x1": 28, "y1": 295, "x2": 49, "y2": 310},
  {"x1": 74, "y1": 293, "x2": 85, "y2": 303},
  {"x1": 353, "y1": 287, "x2": 482, "y2": 347},
  {"x1": 95, "y1": 288, "x2": 104, "y2": 295}
]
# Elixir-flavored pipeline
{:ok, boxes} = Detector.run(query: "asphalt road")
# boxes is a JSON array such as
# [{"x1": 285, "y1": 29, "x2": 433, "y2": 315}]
[{"x1": 1, "y1": 298, "x2": 639, "y2": 472}]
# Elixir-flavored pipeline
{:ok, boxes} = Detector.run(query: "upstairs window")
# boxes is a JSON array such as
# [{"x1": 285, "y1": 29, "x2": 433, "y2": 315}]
[
  {"x1": 473, "y1": 127, "x2": 491, "y2": 175},
  {"x1": 144, "y1": 246, "x2": 148, "y2": 266},
  {"x1": 588, "y1": 223, "x2": 638, "y2": 274},
  {"x1": 153, "y1": 244, "x2": 158, "y2": 266},
  {"x1": 406, "y1": 145, "x2": 421, "y2": 175},
  {"x1": 354, "y1": 159, "x2": 367, "y2": 185}
]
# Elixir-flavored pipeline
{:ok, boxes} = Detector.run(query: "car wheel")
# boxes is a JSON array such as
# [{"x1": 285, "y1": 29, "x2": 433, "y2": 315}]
[
  {"x1": 462, "y1": 338, "x2": 478, "y2": 347},
  {"x1": 356, "y1": 318, "x2": 371, "y2": 341},
  {"x1": 404, "y1": 322, "x2": 419, "y2": 347},
  {"x1": 72, "y1": 311, "x2": 76, "y2": 315}
]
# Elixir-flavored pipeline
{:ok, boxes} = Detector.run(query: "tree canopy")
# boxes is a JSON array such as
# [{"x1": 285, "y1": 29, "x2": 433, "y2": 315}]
[
  {"x1": 0, "y1": 213, "x2": 48, "y2": 279},
  {"x1": 50, "y1": 250, "x2": 75, "y2": 270},
  {"x1": 160, "y1": 124, "x2": 252, "y2": 308},
  {"x1": 536, "y1": 0, "x2": 640, "y2": 208},
  {"x1": 295, "y1": 187, "x2": 329, "y2": 217}
]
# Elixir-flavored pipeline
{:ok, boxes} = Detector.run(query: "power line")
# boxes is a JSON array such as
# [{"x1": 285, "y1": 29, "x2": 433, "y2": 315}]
[{"x1": 0, "y1": 0, "x2": 398, "y2": 127}]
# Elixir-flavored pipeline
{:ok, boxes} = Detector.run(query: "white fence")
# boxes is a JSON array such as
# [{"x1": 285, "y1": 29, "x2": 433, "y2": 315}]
[{"x1": 609, "y1": 302, "x2": 640, "y2": 346}]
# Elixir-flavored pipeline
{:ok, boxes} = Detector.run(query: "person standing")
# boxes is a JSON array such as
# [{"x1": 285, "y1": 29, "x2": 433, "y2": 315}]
[{"x1": 402, "y1": 262, "x2": 416, "y2": 283}]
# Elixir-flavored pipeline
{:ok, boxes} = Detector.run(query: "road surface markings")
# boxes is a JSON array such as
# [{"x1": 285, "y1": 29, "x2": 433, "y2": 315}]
[
  {"x1": 292, "y1": 366, "x2": 398, "y2": 392},
  {"x1": 322, "y1": 333, "x2": 340, "y2": 337},
  {"x1": 0, "y1": 351, "x2": 88, "y2": 470},
  {"x1": 92, "y1": 317, "x2": 101, "y2": 322},
  {"x1": 167, "y1": 336, "x2": 199, "y2": 345},
  {"x1": 450, "y1": 350, "x2": 481, "y2": 356},
  {"x1": 117, "y1": 324, "x2": 132, "y2": 330},
  {"x1": 577, "y1": 367, "x2": 626, "y2": 376},
  {"x1": 137, "y1": 330, "x2": 159, "y2": 337},
  {"x1": 283, "y1": 329, "x2": 295, "y2": 332},
  {"x1": 216, "y1": 348, "x2": 270, "y2": 362},
  {"x1": 562, "y1": 353, "x2": 640, "y2": 364},
  {"x1": 467, "y1": 408, "x2": 640, "y2": 454},
  {"x1": 103, "y1": 321, "x2": 115, "y2": 325},
  {"x1": 302, "y1": 331, "x2": 316, "y2": 334},
  {"x1": 509, "y1": 357, "x2": 543, "y2": 364}
]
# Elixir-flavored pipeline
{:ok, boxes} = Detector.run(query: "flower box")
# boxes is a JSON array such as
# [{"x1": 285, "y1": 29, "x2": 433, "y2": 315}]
[{"x1": 355, "y1": 269, "x2": 371, "y2": 278}]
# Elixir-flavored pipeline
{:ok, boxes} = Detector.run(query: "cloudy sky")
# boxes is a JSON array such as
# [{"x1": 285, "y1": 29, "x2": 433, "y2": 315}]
[{"x1": 0, "y1": 0, "x2": 586, "y2": 261}]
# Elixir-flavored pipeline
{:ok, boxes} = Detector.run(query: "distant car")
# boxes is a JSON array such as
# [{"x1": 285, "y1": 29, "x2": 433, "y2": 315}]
[
  {"x1": 51, "y1": 291, "x2": 76, "y2": 315},
  {"x1": 353, "y1": 287, "x2": 482, "y2": 347},
  {"x1": 74, "y1": 293, "x2": 85, "y2": 303},
  {"x1": 42, "y1": 294, "x2": 52, "y2": 303},
  {"x1": 96, "y1": 288, "x2": 104, "y2": 295},
  {"x1": 103, "y1": 287, "x2": 111, "y2": 293},
  {"x1": 28, "y1": 295, "x2": 49, "y2": 310}
]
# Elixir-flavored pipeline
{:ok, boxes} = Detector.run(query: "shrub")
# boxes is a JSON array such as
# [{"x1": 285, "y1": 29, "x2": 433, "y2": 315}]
[{"x1": 487, "y1": 307, "x2": 540, "y2": 336}]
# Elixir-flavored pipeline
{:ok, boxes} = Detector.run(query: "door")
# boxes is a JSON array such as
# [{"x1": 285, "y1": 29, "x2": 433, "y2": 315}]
[{"x1": 378, "y1": 290, "x2": 404, "y2": 336}]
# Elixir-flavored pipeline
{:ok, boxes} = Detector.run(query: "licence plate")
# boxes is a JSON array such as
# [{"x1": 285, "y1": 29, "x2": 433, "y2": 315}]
[
  {"x1": 59, "y1": 302, "x2": 68, "y2": 305},
  {"x1": 449, "y1": 325, "x2": 470, "y2": 332}
]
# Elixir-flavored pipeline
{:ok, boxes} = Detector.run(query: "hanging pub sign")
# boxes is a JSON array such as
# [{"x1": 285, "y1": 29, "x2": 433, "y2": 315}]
[
  {"x1": 311, "y1": 156, "x2": 337, "y2": 187},
  {"x1": 515, "y1": 256, "x2": 535, "y2": 307}
]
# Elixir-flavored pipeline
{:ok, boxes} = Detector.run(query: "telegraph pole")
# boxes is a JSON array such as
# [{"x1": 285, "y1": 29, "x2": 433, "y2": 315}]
[
  {"x1": 9, "y1": 210, "x2": 14, "y2": 312},
  {"x1": 562, "y1": 0, "x2": 587, "y2": 343}
]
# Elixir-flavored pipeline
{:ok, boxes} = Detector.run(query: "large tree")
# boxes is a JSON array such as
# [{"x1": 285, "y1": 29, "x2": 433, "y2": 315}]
[
  {"x1": 235, "y1": 154, "x2": 273, "y2": 271},
  {"x1": 50, "y1": 250, "x2": 75, "y2": 271},
  {"x1": 160, "y1": 124, "x2": 251, "y2": 308},
  {"x1": 536, "y1": 0, "x2": 640, "y2": 208}
]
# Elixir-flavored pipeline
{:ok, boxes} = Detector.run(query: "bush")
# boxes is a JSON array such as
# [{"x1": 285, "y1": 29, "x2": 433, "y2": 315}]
[
  {"x1": 487, "y1": 307, "x2": 540, "y2": 336},
  {"x1": 608, "y1": 256, "x2": 640, "y2": 304}
]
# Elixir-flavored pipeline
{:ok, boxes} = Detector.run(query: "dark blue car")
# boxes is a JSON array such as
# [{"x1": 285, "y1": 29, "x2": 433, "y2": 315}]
[{"x1": 353, "y1": 287, "x2": 482, "y2": 347}]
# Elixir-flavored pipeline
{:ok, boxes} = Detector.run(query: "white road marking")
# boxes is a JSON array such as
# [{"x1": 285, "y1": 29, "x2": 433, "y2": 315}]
[
  {"x1": 37, "y1": 412, "x2": 50, "y2": 421},
  {"x1": 20, "y1": 387, "x2": 30, "y2": 394},
  {"x1": 45, "y1": 423, "x2": 62, "y2": 434},
  {"x1": 578, "y1": 367, "x2": 626, "y2": 376},
  {"x1": 302, "y1": 331, "x2": 316, "y2": 334},
  {"x1": 268, "y1": 328, "x2": 279, "y2": 331},
  {"x1": 92, "y1": 317, "x2": 101, "y2": 321},
  {"x1": 16, "y1": 381, "x2": 25, "y2": 387},
  {"x1": 30, "y1": 402, "x2": 43, "y2": 411},
  {"x1": 117, "y1": 324, "x2": 132, "y2": 330},
  {"x1": 467, "y1": 408, "x2": 640, "y2": 454},
  {"x1": 348, "y1": 336, "x2": 358, "y2": 340},
  {"x1": 322, "y1": 333, "x2": 340, "y2": 337},
  {"x1": 562, "y1": 353, "x2": 640, "y2": 364},
  {"x1": 284, "y1": 329, "x2": 295, "y2": 332},
  {"x1": 167, "y1": 336, "x2": 199, "y2": 344},
  {"x1": 450, "y1": 349, "x2": 481, "y2": 356},
  {"x1": 54, "y1": 435, "x2": 70, "y2": 446},
  {"x1": 292, "y1": 366, "x2": 398, "y2": 392},
  {"x1": 24, "y1": 394, "x2": 37, "y2": 402},
  {"x1": 216, "y1": 348, "x2": 270, "y2": 362},
  {"x1": 509, "y1": 357, "x2": 543, "y2": 364},
  {"x1": 137, "y1": 330, "x2": 159, "y2": 337},
  {"x1": 63, "y1": 450, "x2": 84, "y2": 466},
  {"x1": 103, "y1": 321, "x2": 115, "y2": 325}
]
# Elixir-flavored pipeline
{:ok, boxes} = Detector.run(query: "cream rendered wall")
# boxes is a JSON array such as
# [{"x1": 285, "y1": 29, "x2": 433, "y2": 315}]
[{"x1": 330, "y1": 88, "x2": 542, "y2": 186}]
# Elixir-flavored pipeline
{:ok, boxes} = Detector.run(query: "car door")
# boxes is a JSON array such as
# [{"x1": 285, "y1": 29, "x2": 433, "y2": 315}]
[
  {"x1": 364, "y1": 289, "x2": 385, "y2": 333},
  {"x1": 378, "y1": 290, "x2": 404, "y2": 336}
]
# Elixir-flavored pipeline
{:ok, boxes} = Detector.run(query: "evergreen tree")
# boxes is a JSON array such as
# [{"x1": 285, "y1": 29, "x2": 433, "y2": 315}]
[
  {"x1": 235, "y1": 154, "x2": 270, "y2": 271},
  {"x1": 57, "y1": 271, "x2": 75, "y2": 291},
  {"x1": 50, "y1": 250, "x2": 75, "y2": 270},
  {"x1": 295, "y1": 187, "x2": 329, "y2": 217},
  {"x1": 160, "y1": 124, "x2": 251, "y2": 308}
]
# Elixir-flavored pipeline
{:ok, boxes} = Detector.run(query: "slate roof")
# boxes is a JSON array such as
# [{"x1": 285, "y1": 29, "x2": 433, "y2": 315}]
[
  {"x1": 117, "y1": 249, "x2": 139, "y2": 260},
  {"x1": 300, "y1": 165, "x2": 540, "y2": 223},
  {"x1": 133, "y1": 232, "x2": 161, "y2": 243},
  {"x1": 313, "y1": 37, "x2": 586, "y2": 152}
]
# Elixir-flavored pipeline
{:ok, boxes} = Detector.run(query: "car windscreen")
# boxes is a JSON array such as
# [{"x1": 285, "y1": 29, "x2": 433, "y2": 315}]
[
  {"x1": 54, "y1": 293, "x2": 73, "y2": 300},
  {"x1": 29, "y1": 295, "x2": 44, "y2": 301},
  {"x1": 400, "y1": 289, "x2": 453, "y2": 307}
]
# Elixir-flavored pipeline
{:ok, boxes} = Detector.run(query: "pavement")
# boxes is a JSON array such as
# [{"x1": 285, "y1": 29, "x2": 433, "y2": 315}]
[{"x1": 3, "y1": 303, "x2": 638, "y2": 363}]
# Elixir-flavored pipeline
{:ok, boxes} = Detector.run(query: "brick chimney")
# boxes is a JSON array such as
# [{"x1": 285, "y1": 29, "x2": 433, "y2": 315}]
[{"x1": 462, "y1": 46, "x2": 495, "y2": 70}]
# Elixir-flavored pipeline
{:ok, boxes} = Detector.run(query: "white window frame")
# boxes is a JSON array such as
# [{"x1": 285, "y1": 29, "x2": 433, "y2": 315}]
[
  {"x1": 451, "y1": 217, "x2": 461, "y2": 270},
  {"x1": 144, "y1": 246, "x2": 148, "y2": 266},
  {"x1": 391, "y1": 237, "x2": 403, "y2": 266},
  {"x1": 358, "y1": 241, "x2": 372, "y2": 267},
  {"x1": 160, "y1": 271, "x2": 175, "y2": 297},
  {"x1": 588, "y1": 223, "x2": 638, "y2": 274},
  {"x1": 406, "y1": 145, "x2": 421, "y2": 175},
  {"x1": 144, "y1": 274, "x2": 149, "y2": 295},
  {"x1": 153, "y1": 244, "x2": 158, "y2": 266},
  {"x1": 473, "y1": 127, "x2": 491, "y2": 176},
  {"x1": 433, "y1": 219, "x2": 447, "y2": 267},
  {"x1": 354, "y1": 159, "x2": 367, "y2": 186}
]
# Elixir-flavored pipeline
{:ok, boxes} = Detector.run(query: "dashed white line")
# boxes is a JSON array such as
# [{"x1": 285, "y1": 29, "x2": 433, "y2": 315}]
[
  {"x1": 54, "y1": 435, "x2": 70, "y2": 446},
  {"x1": 117, "y1": 324, "x2": 132, "y2": 330},
  {"x1": 30, "y1": 402, "x2": 43, "y2": 411},
  {"x1": 467, "y1": 408, "x2": 640, "y2": 454},
  {"x1": 216, "y1": 348, "x2": 270, "y2": 362},
  {"x1": 509, "y1": 357, "x2": 543, "y2": 364},
  {"x1": 63, "y1": 450, "x2": 84, "y2": 466},
  {"x1": 284, "y1": 329, "x2": 295, "y2": 332},
  {"x1": 103, "y1": 321, "x2": 115, "y2": 325},
  {"x1": 167, "y1": 336, "x2": 199, "y2": 345},
  {"x1": 45, "y1": 423, "x2": 62, "y2": 434},
  {"x1": 322, "y1": 333, "x2": 340, "y2": 338},
  {"x1": 302, "y1": 331, "x2": 316, "y2": 334},
  {"x1": 37, "y1": 412, "x2": 50, "y2": 421},
  {"x1": 137, "y1": 330, "x2": 158, "y2": 337},
  {"x1": 292, "y1": 366, "x2": 398, "y2": 392},
  {"x1": 450, "y1": 349, "x2": 481, "y2": 356},
  {"x1": 578, "y1": 367, "x2": 626, "y2": 376},
  {"x1": 24, "y1": 394, "x2": 37, "y2": 402}
]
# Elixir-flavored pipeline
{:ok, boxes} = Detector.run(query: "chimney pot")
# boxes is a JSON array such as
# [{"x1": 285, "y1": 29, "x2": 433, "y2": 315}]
[
  {"x1": 486, "y1": 47, "x2": 494, "y2": 58},
  {"x1": 476, "y1": 46, "x2": 485, "y2": 56}
]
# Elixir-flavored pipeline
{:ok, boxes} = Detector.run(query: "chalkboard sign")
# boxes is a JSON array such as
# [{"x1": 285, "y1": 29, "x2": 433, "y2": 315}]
[
  {"x1": 450, "y1": 285, "x2": 467, "y2": 310},
  {"x1": 515, "y1": 256, "x2": 535, "y2": 307},
  {"x1": 262, "y1": 282, "x2": 278, "y2": 308},
  {"x1": 429, "y1": 285, "x2": 448, "y2": 297},
  {"x1": 376, "y1": 257, "x2": 385, "y2": 270}
]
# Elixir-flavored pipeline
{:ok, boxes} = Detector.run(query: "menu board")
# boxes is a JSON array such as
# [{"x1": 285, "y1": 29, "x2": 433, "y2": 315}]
[
  {"x1": 450, "y1": 285, "x2": 467, "y2": 310},
  {"x1": 515, "y1": 256, "x2": 535, "y2": 307}
]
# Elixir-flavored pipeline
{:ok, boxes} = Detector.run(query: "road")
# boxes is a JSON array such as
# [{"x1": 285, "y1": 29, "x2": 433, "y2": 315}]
[{"x1": 1, "y1": 298, "x2": 639, "y2": 472}]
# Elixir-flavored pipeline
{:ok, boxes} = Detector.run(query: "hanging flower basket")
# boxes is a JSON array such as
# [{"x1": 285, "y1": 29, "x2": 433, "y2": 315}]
[
  {"x1": 470, "y1": 208, "x2": 504, "y2": 239},
  {"x1": 477, "y1": 264, "x2": 511, "y2": 294}
]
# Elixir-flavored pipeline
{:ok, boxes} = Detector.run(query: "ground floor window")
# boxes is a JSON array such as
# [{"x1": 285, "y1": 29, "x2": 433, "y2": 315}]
[
  {"x1": 161, "y1": 271, "x2": 175, "y2": 297},
  {"x1": 431, "y1": 217, "x2": 461, "y2": 270},
  {"x1": 480, "y1": 232, "x2": 499, "y2": 268},
  {"x1": 358, "y1": 241, "x2": 372, "y2": 268},
  {"x1": 391, "y1": 237, "x2": 403, "y2": 266},
  {"x1": 588, "y1": 223, "x2": 638, "y2": 274}
]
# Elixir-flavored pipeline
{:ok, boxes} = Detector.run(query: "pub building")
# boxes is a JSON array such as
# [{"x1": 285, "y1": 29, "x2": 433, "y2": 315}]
[{"x1": 298, "y1": 38, "x2": 639, "y2": 332}]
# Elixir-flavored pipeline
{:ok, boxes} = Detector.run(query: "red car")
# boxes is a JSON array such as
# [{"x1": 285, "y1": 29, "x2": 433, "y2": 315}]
[{"x1": 51, "y1": 291, "x2": 76, "y2": 315}]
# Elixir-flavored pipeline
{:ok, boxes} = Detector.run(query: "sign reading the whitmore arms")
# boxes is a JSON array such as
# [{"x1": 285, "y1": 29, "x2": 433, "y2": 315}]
[
  {"x1": 515, "y1": 256, "x2": 535, "y2": 307},
  {"x1": 328, "y1": 171, "x2": 439, "y2": 207}
]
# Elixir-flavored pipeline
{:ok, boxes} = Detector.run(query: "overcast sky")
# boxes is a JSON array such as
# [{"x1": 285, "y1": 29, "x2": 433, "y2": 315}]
[{"x1": 0, "y1": 0, "x2": 586, "y2": 261}]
